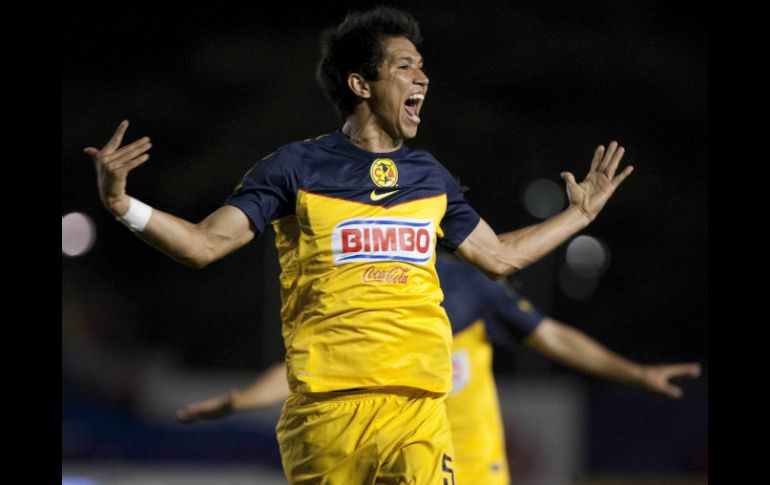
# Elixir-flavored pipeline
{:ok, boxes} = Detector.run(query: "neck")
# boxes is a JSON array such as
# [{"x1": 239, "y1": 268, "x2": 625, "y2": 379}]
[{"x1": 341, "y1": 113, "x2": 402, "y2": 153}]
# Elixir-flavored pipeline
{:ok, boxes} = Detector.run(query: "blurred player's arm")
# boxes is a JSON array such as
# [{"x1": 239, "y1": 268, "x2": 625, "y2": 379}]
[
  {"x1": 456, "y1": 141, "x2": 633, "y2": 278},
  {"x1": 84, "y1": 120, "x2": 255, "y2": 268},
  {"x1": 176, "y1": 362, "x2": 290, "y2": 423},
  {"x1": 524, "y1": 318, "x2": 701, "y2": 399}
]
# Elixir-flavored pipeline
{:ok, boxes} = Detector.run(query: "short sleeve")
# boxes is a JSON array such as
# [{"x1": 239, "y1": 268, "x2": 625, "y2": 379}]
[
  {"x1": 436, "y1": 164, "x2": 480, "y2": 251},
  {"x1": 224, "y1": 144, "x2": 302, "y2": 236},
  {"x1": 485, "y1": 288, "x2": 545, "y2": 344}
]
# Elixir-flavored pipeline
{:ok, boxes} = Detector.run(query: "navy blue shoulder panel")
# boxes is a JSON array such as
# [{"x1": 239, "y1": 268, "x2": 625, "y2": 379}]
[
  {"x1": 224, "y1": 131, "x2": 479, "y2": 246},
  {"x1": 224, "y1": 140, "x2": 306, "y2": 236}
]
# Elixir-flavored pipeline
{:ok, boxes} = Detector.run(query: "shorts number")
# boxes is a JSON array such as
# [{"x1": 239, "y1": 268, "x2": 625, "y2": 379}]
[{"x1": 442, "y1": 453, "x2": 455, "y2": 485}]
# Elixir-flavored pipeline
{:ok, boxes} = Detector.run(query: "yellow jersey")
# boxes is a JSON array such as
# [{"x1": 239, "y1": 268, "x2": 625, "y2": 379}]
[{"x1": 226, "y1": 131, "x2": 480, "y2": 393}]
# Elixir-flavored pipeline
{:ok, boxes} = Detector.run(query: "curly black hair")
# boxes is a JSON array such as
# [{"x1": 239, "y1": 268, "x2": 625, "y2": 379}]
[{"x1": 316, "y1": 7, "x2": 422, "y2": 119}]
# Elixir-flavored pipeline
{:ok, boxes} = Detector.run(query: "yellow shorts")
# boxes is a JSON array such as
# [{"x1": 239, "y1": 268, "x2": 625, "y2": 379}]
[
  {"x1": 451, "y1": 421, "x2": 509, "y2": 485},
  {"x1": 276, "y1": 387, "x2": 456, "y2": 485}
]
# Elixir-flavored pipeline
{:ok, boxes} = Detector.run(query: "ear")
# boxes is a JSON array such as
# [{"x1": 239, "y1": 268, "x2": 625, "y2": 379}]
[{"x1": 347, "y1": 73, "x2": 371, "y2": 100}]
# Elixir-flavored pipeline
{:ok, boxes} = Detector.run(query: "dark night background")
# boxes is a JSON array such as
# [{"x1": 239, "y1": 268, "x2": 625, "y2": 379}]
[{"x1": 62, "y1": 0, "x2": 707, "y2": 481}]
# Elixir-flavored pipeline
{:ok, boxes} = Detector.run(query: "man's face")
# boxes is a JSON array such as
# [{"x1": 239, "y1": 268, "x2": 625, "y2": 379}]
[{"x1": 368, "y1": 36, "x2": 429, "y2": 141}]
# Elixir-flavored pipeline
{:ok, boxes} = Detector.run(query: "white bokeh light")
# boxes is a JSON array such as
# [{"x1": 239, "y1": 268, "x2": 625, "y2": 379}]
[
  {"x1": 62, "y1": 212, "x2": 96, "y2": 257},
  {"x1": 565, "y1": 235, "x2": 610, "y2": 278},
  {"x1": 523, "y1": 178, "x2": 565, "y2": 219}
]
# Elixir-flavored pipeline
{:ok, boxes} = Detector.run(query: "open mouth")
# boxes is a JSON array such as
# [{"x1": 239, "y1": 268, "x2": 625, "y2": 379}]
[{"x1": 404, "y1": 93, "x2": 424, "y2": 124}]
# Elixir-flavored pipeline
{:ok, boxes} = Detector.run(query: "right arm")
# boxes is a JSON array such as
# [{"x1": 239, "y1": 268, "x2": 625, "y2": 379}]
[
  {"x1": 126, "y1": 205, "x2": 255, "y2": 269},
  {"x1": 84, "y1": 120, "x2": 256, "y2": 268}
]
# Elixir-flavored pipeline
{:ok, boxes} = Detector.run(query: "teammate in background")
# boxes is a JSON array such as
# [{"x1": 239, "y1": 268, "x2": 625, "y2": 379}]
[
  {"x1": 436, "y1": 252, "x2": 700, "y2": 485},
  {"x1": 177, "y1": 253, "x2": 701, "y2": 484},
  {"x1": 85, "y1": 7, "x2": 633, "y2": 484}
]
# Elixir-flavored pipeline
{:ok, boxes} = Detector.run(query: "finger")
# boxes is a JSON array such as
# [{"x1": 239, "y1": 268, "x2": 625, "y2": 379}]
[
  {"x1": 611, "y1": 165, "x2": 634, "y2": 188},
  {"x1": 670, "y1": 363, "x2": 702, "y2": 378},
  {"x1": 662, "y1": 385, "x2": 683, "y2": 399},
  {"x1": 690, "y1": 363, "x2": 702, "y2": 377},
  {"x1": 599, "y1": 140, "x2": 618, "y2": 171},
  {"x1": 178, "y1": 402, "x2": 209, "y2": 420},
  {"x1": 104, "y1": 137, "x2": 151, "y2": 163},
  {"x1": 561, "y1": 172, "x2": 581, "y2": 195},
  {"x1": 590, "y1": 145, "x2": 605, "y2": 172},
  {"x1": 176, "y1": 408, "x2": 198, "y2": 423},
  {"x1": 102, "y1": 120, "x2": 130, "y2": 153},
  {"x1": 118, "y1": 154, "x2": 150, "y2": 173},
  {"x1": 606, "y1": 146, "x2": 625, "y2": 177},
  {"x1": 83, "y1": 147, "x2": 99, "y2": 165},
  {"x1": 106, "y1": 141, "x2": 152, "y2": 168},
  {"x1": 560, "y1": 171, "x2": 577, "y2": 187}
]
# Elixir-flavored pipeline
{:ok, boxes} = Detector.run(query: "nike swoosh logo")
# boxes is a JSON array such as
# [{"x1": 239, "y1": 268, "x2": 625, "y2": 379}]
[{"x1": 370, "y1": 189, "x2": 399, "y2": 201}]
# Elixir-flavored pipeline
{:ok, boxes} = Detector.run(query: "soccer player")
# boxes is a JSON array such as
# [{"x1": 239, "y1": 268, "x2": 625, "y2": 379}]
[
  {"x1": 176, "y1": 254, "x2": 700, "y2": 484},
  {"x1": 85, "y1": 7, "x2": 633, "y2": 484}
]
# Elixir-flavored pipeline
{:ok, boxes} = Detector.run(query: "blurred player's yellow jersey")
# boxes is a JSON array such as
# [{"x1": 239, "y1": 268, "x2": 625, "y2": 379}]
[
  {"x1": 437, "y1": 253, "x2": 544, "y2": 484},
  {"x1": 226, "y1": 131, "x2": 480, "y2": 393},
  {"x1": 448, "y1": 319, "x2": 509, "y2": 484}
]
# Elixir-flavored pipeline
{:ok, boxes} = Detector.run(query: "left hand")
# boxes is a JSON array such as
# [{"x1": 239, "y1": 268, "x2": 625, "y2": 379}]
[
  {"x1": 561, "y1": 141, "x2": 634, "y2": 221},
  {"x1": 176, "y1": 393, "x2": 235, "y2": 423}
]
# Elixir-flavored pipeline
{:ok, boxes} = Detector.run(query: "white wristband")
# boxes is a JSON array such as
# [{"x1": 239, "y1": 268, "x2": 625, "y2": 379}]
[{"x1": 117, "y1": 196, "x2": 153, "y2": 232}]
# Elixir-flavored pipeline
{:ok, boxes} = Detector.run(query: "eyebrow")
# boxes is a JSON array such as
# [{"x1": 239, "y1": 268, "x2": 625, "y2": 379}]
[{"x1": 393, "y1": 56, "x2": 424, "y2": 65}]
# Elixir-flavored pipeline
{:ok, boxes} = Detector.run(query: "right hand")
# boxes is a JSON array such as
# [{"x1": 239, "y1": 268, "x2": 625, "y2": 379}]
[
  {"x1": 84, "y1": 120, "x2": 152, "y2": 216},
  {"x1": 640, "y1": 362, "x2": 702, "y2": 399}
]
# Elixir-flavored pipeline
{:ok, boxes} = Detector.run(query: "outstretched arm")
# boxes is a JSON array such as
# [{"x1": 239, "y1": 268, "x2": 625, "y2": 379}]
[
  {"x1": 456, "y1": 141, "x2": 633, "y2": 278},
  {"x1": 84, "y1": 120, "x2": 255, "y2": 268},
  {"x1": 176, "y1": 362, "x2": 290, "y2": 423},
  {"x1": 524, "y1": 318, "x2": 701, "y2": 398}
]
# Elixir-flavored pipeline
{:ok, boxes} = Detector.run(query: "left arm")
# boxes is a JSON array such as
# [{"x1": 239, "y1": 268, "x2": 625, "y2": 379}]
[
  {"x1": 456, "y1": 141, "x2": 633, "y2": 278},
  {"x1": 176, "y1": 362, "x2": 289, "y2": 423},
  {"x1": 524, "y1": 318, "x2": 701, "y2": 398}
]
